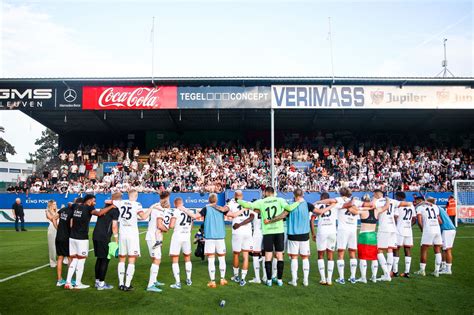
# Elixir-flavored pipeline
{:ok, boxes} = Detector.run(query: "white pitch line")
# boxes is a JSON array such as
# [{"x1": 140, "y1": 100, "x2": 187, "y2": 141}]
[{"x1": 0, "y1": 231, "x2": 147, "y2": 283}]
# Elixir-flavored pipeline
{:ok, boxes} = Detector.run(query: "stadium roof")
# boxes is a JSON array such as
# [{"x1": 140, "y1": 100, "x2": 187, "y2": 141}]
[
  {"x1": 1, "y1": 76, "x2": 474, "y2": 86},
  {"x1": 3, "y1": 76, "x2": 473, "y2": 136}
]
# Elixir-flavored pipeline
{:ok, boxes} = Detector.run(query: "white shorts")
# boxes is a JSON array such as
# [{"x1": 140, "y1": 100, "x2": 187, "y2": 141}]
[
  {"x1": 442, "y1": 230, "x2": 456, "y2": 250},
  {"x1": 378, "y1": 232, "x2": 397, "y2": 249},
  {"x1": 317, "y1": 233, "x2": 337, "y2": 252},
  {"x1": 204, "y1": 239, "x2": 226, "y2": 255},
  {"x1": 232, "y1": 234, "x2": 253, "y2": 252},
  {"x1": 119, "y1": 233, "x2": 141, "y2": 256},
  {"x1": 337, "y1": 230, "x2": 357, "y2": 250},
  {"x1": 252, "y1": 233, "x2": 263, "y2": 252},
  {"x1": 169, "y1": 235, "x2": 192, "y2": 256},
  {"x1": 146, "y1": 240, "x2": 162, "y2": 259},
  {"x1": 287, "y1": 240, "x2": 310, "y2": 256},
  {"x1": 69, "y1": 238, "x2": 89, "y2": 257},
  {"x1": 421, "y1": 232, "x2": 442, "y2": 246},
  {"x1": 396, "y1": 234, "x2": 413, "y2": 247}
]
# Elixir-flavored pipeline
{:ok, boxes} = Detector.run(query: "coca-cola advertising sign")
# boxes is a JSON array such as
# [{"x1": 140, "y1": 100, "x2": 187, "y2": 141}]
[{"x1": 83, "y1": 86, "x2": 177, "y2": 110}]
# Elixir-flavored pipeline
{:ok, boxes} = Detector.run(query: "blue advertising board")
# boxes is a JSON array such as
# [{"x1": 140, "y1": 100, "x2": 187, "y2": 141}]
[{"x1": 178, "y1": 86, "x2": 271, "y2": 109}]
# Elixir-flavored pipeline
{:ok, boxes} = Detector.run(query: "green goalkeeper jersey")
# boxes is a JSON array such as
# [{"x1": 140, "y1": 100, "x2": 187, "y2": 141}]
[{"x1": 237, "y1": 196, "x2": 298, "y2": 235}]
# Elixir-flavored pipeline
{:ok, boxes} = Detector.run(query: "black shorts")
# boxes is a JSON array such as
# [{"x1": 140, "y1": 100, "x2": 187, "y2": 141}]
[
  {"x1": 93, "y1": 240, "x2": 109, "y2": 258},
  {"x1": 263, "y1": 233, "x2": 285, "y2": 252},
  {"x1": 55, "y1": 239, "x2": 69, "y2": 257}
]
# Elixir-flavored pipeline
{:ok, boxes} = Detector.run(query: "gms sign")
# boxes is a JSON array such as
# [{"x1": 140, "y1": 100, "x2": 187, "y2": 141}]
[
  {"x1": 0, "y1": 87, "x2": 82, "y2": 110},
  {"x1": 271, "y1": 85, "x2": 473, "y2": 109}
]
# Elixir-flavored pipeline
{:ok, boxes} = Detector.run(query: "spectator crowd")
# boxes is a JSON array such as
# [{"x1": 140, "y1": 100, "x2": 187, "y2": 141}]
[{"x1": 7, "y1": 138, "x2": 472, "y2": 194}]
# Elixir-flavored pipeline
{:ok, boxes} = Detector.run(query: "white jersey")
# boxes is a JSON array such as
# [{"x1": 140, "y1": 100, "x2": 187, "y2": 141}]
[
  {"x1": 171, "y1": 209, "x2": 193, "y2": 238},
  {"x1": 114, "y1": 200, "x2": 143, "y2": 235},
  {"x1": 375, "y1": 198, "x2": 400, "y2": 233},
  {"x1": 252, "y1": 210, "x2": 262, "y2": 236},
  {"x1": 395, "y1": 205, "x2": 415, "y2": 237},
  {"x1": 145, "y1": 208, "x2": 163, "y2": 241},
  {"x1": 336, "y1": 196, "x2": 359, "y2": 232},
  {"x1": 316, "y1": 203, "x2": 337, "y2": 234},
  {"x1": 229, "y1": 199, "x2": 253, "y2": 236},
  {"x1": 416, "y1": 203, "x2": 441, "y2": 234}
]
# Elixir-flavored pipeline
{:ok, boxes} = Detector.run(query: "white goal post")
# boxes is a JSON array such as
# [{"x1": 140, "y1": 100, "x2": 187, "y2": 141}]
[{"x1": 453, "y1": 180, "x2": 474, "y2": 225}]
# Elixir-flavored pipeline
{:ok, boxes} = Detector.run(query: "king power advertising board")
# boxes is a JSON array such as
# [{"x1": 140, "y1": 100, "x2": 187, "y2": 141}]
[{"x1": 271, "y1": 85, "x2": 473, "y2": 109}]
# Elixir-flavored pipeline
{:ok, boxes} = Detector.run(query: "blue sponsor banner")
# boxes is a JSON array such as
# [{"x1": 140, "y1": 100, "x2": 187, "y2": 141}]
[
  {"x1": 178, "y1": 86, "x2": 271, "y2": 109},
  {"x1": 103, "y1": 162, "x2": 119, "y2": 173}
]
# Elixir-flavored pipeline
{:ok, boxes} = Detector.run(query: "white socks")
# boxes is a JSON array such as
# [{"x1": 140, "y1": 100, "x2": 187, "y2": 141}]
[
  {"x1": 233, "y1": 267, "x2": 239, "y2": 278},
  {"x1": 359, "y1": 259, "x2": 367, "y2": 279},
  {"x1": 172, "y1": 263, "x2": 180, "y2": 284},
  {"x1": 405, "y1": 256, "x2": 412, "y2": 274},
  {"x1": 434, "y1": 253, "x2": 442, "y2": 273},
  {"x1": 241, "y1": 269, "x2": 248, "y2": 280},
  {"x1": 208, "y1": 257, "x2": 216, "y2": 281},
  {"x1": 118, "y1": 262, "x2": 125, "y2": 286},
  {"x1": 218, "y1": 256, "x2": 226, "y2": 279},
  {"x1": 185, "y1": 261, "x2": 192, "y2": 281},
  {"x1": 386, "y1": 252, "x2": 394, "y2": 273},
  {"x1": 253, "y1": 256, "x2": 261, "y2": 280},
  {"x1": 148, "y1": 264, "x2": 159, "y2": 287},
  {"x1": 350, "y1": 259, "x2": 357, "y2": 279},
  {"x1": 446, "y1": 263, "x2": 452, "y2": 273},
  {"x1": 327, "y1": 260, "x2": 334, "y2": 283},
  {"x1": 393, "y1": 256, "x2": 400, "y2": 273},
  {"x1": 377, "y1": 253, "x2": 389, "y2": 276},
  {"x1": 290, "y1": 259, "x2": 298, "y2": 283},
  {"x1": 420, "y1": 263, "x2": 426, "y2": 272},
  {"x1": 66, "y1": 258, "x2": 78, "y2": 283},
  {"x1": 337, "y1": 260, "x2": 345, "y2": 280},
  {"x1": 75, "y1": 259, "x2": 85, "y2": 284},
  {"x1": 371, "y1": 261, "x2": 379, "y2": 278},
  {"x1": 302, "y1": 259, "x2": 310, "y2": 284},
  {"x1": 318, "y1": 259, "x2": 326, "y2": 282},
  {"x1": 125, "y1": 264, "x2": 135, "y2": 287}
]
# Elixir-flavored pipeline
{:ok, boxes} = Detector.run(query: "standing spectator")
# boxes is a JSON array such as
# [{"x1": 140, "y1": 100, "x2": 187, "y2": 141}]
[
  {"x1": 68, "y1": 151, "x2": 75, "y2": 164},
  {"x1": 133, "y1": 147, "x2": 140, "y2": 159},
  {"x1": 45, "y1": 200, "x2": 59, "y2": 268},
  {"x1": 445, "y1": 196, "x2": 457, "y2": 225},
  {"x1": 77, "y1": 148, "x2": 83, "y2": 163},
  {"x1": 59, "y1": 150, "x2": 68, "y2": 164},
  {"x1": 12, "y1": 198, "x2": 26, "y2": 232}
]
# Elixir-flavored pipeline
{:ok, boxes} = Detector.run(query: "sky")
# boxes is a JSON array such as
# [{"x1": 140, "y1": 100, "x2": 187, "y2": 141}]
[{"x1": 0, "y1": 0, "x2": 472, "y2": 162}]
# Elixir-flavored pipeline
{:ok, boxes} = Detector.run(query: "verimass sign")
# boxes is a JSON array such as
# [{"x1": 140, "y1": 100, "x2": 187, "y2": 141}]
[{"x1": 82, "y1": 86, "x2": 177, "y2": 110}]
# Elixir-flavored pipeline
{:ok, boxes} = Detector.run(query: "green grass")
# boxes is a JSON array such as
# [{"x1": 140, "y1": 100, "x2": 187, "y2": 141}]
[{"x1": 0, "y1": 226, "x2": 473, "y2": 314}]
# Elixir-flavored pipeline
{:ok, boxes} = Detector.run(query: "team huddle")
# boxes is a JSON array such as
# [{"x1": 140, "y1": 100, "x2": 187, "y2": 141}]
[{"x1": 51, "y1": 186, "x2": 457, "y2": 291}]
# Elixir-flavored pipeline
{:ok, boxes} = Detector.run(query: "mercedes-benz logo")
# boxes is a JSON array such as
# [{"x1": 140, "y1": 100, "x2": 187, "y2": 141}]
[{"x1": 64, "y1": 88, "x2": 77, "y2": 103}]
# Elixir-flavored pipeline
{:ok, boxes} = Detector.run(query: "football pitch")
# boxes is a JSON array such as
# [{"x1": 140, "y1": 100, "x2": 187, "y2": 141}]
[{"x1": 0, "y1": 226, "x2": 473, "y2": 314}]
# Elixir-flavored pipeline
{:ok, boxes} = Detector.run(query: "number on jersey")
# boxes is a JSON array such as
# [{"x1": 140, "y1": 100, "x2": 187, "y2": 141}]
[
  {"x1": 180, "y1": 212, "x2": 192, "y2": 226},
  {"x1": 120, "y1": 206, "x2": 132, "y2": 220},
  {"x1": 265, "y1": 206, "x2": 277, "y2": 220}
]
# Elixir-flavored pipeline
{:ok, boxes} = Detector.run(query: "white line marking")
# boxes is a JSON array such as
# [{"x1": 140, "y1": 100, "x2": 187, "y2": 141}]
[{"x1": 0, "y1": 231, "x2": 147, "y2": 283}]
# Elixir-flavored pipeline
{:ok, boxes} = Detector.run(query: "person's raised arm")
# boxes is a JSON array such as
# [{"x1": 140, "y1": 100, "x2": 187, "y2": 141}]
[
  {"x1": 315, "y1": 198, "x2": 337, "y2": 205},
  {"x1": 313, "y1": 203, "x2": 335, "y2": 215},
  {"x1": 376, "y1": 198, "x2": 391, "y2": 214},
  {"x1": 233, "y1": 213, "x2": 254, "y2": 230},
  {"x1": 264, "y1": 210, "x2": 289, "y2": 225},
  {"x1": 237, "y1": 199, "x2": 258, "y2": 211},
  {"x1": 226, "y1": 206, "x2": 248, "y2": 218},
  {"x1": 138, "y1": 208, "x2": 152, "y2": 220},
  {"x1": 179, "y1": 206, "x2": 202, "y2": 220},
  {"x1": 93, "y1": 204, "x2": 116, "y2": 217}
]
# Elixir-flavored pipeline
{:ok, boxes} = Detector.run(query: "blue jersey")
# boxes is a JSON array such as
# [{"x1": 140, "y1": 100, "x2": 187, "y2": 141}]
[
  {"x1": 438, "y1": 207, "x2": 456, "y2": 231},
  {"x1": 201, "y1": 206, "x2": 227, "y2": 239},
  {"x1": 287, "y1": 201, "x2": 314, "y2": 238}
]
